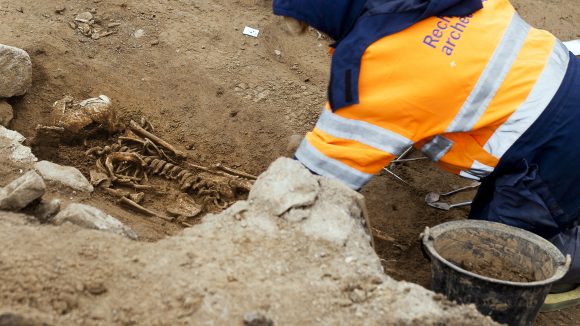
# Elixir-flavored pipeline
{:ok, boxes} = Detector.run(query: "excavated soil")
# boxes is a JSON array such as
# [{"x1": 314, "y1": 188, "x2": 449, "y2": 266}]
[
  {"x1": 0, "y1": 158, "x2": 500, "y2": 325},
  {"x1": 455, "y1": 259, "x2": 536, "y2": 283},
  {"x1": 1, "y1": 0, "x2": 579, "y2": 325}
]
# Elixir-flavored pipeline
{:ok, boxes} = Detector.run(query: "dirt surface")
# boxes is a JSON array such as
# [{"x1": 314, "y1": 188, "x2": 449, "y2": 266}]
[
  {"x1": 0, "y1": 159, "x2": 498, "y2": 326},
  {"x1": 1, "y1": 0, "x2": 332, "y2": 242},
  {"x1": 0, "y1": 0, "x2": 579, "y2": 324}
]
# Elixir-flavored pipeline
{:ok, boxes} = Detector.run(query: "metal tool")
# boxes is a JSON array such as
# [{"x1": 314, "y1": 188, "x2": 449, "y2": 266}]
[
  {"x1": 391, "y1": 157, "x2": 428, "y2": 163},
  {"x1": 427, "y1": 201, "x2": 472, "y2": 211},
  {"x1": 391, "y1": 146, "x2": 414, "y2": 163},
  {"x1": 384, "y1": 146, "x2": 426, "y2": 185},
  {"x1": 383, "y1": 167, "x2": 410, "y2": 185},
  {"x1": 425, "y1": 181, "x2": 481, "y2": 204}
]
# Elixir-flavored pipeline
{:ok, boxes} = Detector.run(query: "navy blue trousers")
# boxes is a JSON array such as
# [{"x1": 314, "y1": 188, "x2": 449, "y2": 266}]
[{"x1": 470, "y1": 53, "x2": 580, "y2": 285}]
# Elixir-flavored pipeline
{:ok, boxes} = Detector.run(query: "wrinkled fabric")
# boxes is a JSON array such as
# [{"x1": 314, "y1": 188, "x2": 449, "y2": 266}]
[
  {"x1": 329, "y1": 0, "x2": 484, "y2": 110},
  {"x1": 272, "y1": 0, "x2": 483, "y2": 110},
  {"x1": 471, "y1": 53, "x2": 580, "y2": 228},
  {"x1": 470, "y1": 159, "x2": 563, "y2": 239},
  {"x1": 272, "y1": 0, "x2": 366, "y2": 41},
  {"x1": 273, "y1": 0, "x2": 482, "y2": 43},
  {"x1": 550, "y1": 227, "x2": 580, "y2": 285},
  {"x1": 471, "y1": 54, "x2": 580, "y2": 285},
  {"x1": 365, "y1": 0, "x2": 483, "y2": 18}
]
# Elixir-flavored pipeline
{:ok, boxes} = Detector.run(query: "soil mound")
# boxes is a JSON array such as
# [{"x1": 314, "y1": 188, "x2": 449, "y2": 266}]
[{"x1": 0, "y1": 159, "x2": 496, "y2": 325}]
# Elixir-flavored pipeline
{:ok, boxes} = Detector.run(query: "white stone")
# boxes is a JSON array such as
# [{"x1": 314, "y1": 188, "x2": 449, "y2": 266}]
[
  {"x1": 132, "y1": 29, "x2": 145, "y2": 38},
  {"x1": 249, "y1": 158, "x2": 319, "y2": 216},
  {"x1": 34, "y1": 161, "x2": 94, "y2": 192},
  {"x1": 74, "y1": 12, "x2": 93, "y2": 23},
  {"x1": 0, "y1": 125, "x2": 25, "y2": 143},
  {"x1": 32, "y1": 199, "x2": 61, "y2": 223},
  {"x1": 0, "y1": 171, "x2": 46, "y2": 211},
  {"x1": 8, "y1": 143, "x2": 37, "y2": 163},
  {"x1": 299, "y1": 177, "x2": 368, "y2": 245},
  {"x1": 0, "y1": 101, "x2": 13, "y2": 126},
  {"x1": 0, "y1": 127, "x2": 37, "y2": 164},
  {"x1": 248, "y1": 158, "x2": 370, "y2": 245},
  {"x1": 52, "y1": 203, "x2": 137, "y2": 240},
  {"x1": 0, "y1": 44, "x2": 32, "y2": 98}
]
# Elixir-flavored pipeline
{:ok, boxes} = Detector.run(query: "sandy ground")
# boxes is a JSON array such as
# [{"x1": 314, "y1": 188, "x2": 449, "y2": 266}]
[
  {"x1": 0, "y1": 0, "x2": 579, "y2": 324},
  {"x1": 0, "y1": 159, "x2": 500, "y2": 326}
]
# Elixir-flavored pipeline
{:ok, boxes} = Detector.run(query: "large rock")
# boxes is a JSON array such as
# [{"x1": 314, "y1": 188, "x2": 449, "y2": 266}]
[
  {"x1": 52, "y1": 203, "x2": 137, "y2": 240},
  {"x1": 0, "y1": 126, "x2": 37, "y2": 163},
  {"x1": 250, "y1": 158, "x2": 369, "y2": 245},
  {"x1": 32, "y1": 199, "x2": 61, "y2": 223},
  {"x1": 249, "y1": 158, "x2": 319, "y2": 216},
  {"x1": 0, "y1": 171, "x2": 46, "y2": 211},
  {"x1": 0, "y1": 125, "x2": 24, "y2": 143},
  {"x1": 0, "y1": 44, "x2": 32, "y2": 98},
  {"x1": 0, "y1": 101, "x2": 13, "y2": 126},
  {"x1": 34, "y1": 161, "x2": 94, "y2": 192}
]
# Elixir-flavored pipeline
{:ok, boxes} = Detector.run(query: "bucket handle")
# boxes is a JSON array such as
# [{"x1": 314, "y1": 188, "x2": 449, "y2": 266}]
[
  {"x1": 420, "y1": 227, "x2": 433, "y2": 261},
  {"x1": 561, "y1": 254, "x2": 572, "y2": 269},
  {"x1": 564, "y1": 254, "x2": 572, "y2": 267}
]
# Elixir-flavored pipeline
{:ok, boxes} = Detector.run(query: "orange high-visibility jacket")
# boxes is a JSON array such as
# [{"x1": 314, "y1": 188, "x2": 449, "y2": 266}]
[{"x1": 295, "y1": 0, "x2": 570, "y2": 189}]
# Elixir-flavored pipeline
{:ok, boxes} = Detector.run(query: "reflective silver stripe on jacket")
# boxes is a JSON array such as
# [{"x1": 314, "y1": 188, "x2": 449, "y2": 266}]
[
  {"x1": 421, "y1": 135, "x2": 454, "y2": 162},
  {"x1": 446, "y1": 14, "x2": 530, "y2": 133},
  {"x1": 459, "y1": 160, "x2": 495, "y2": 181},
  {"x1": 484, "y1": 40, "x2": 570, "y2": 158},
  {"x1": 295, "y1": 138, "x2": 373, "y2": 190},
  {"x1": 316, "y1": 109, "x2": 413, "y2": 156}
]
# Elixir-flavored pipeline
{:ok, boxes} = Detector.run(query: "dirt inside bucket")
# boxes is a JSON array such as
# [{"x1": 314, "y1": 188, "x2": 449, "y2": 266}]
[
  {"x1": 434, "y1": 228, "x2": 554, "y2": 283},
  {"x1": 450, "y1": 257, "x2": 537, "y2": 283}
]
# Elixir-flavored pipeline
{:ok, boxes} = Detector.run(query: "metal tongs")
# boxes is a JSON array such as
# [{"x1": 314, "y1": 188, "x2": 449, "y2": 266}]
[
  {"x1": 426, "y1": 201, "x2": 473, "y2": 211},
  {"x1": 383, "y1": 147, "x2": 428, "y2": 185},
  {"x1": 382, "y1": 147, "x2": 480, "y2": 211},
  {"x1": 425, "y1": 181, "x2": 480, "y2": 211}
]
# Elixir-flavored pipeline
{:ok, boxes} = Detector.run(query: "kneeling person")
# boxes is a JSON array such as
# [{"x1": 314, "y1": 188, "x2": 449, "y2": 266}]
[{"x1": 273, "y1": 0, "x2": 580, "y2": 302}]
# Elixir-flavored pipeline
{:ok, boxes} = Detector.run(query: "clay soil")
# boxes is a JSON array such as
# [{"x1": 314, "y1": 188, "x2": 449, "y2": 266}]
[
  {"x1": 450, "y1": 257, "x2": 536, "y2": 283},
  {"x1": 0, "y1": 0, "x2": 578, "y2": 325}
]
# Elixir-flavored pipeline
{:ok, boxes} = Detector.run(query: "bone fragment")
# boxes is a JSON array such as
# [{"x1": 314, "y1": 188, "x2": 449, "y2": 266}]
[
  {"x1": 214, "y1": 163, "x2": 257, "y2": 180},
  {"x1": 187, "y1": 162, "x2": 234, "y2": 179},
  {"x1": 129, "y1": 120, "x2": 186, "y2": 158},
  {"x1": 118, "y1": 196, "x2": 173, "y2": 221}
]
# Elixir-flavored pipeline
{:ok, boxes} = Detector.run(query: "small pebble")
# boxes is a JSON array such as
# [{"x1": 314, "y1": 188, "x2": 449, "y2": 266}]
[
  {"x1": 132, "y1": 29, "x2": 145, "y2": 38},
  {"x1": 86, "y1": 282, "x2": 107, "y2": 295},
  {"x1": 75, "y1": 12, "x2": 93, "y2": 23},
  {"x1": 243, "y1": 312, "x2": 273, "y2": 326}
]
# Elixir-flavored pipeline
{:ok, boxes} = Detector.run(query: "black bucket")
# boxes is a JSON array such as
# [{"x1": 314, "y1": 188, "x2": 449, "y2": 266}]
[{"x1": 422, "y1": 220, "x2": 570, "y2": 326}]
